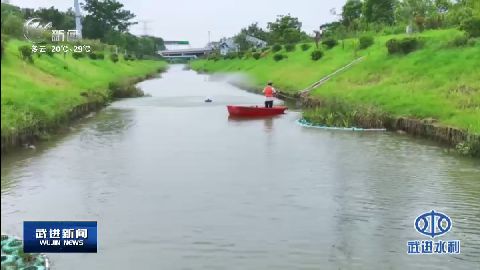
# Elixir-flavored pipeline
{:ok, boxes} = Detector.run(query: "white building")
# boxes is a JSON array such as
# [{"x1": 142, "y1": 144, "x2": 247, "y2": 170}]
[
  {"x1": 217, "y1": 35, "x2": 267, "y2": 55},
  {"x1": 245, "y1": 35, "x2": 267, "y2": 48},
  {"x1": 219, "y1": 37, "x2": 239, "y2": 55}
]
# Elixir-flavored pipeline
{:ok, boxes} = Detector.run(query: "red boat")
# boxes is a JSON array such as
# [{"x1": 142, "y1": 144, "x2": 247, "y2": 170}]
[{"x1": 227, "y1": 105, "x2": 288, "y2": 117}]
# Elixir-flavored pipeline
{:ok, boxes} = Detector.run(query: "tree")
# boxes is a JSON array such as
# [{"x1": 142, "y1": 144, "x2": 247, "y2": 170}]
[
  {"x1": 34, "y1": 6, "x2": 75, "y2": 30},
  {"x1": 234, "y1": 22, "x2": 270, "y2": 51},
  {"x1": 396, "y1": 0, "x2": 436, "y2": 26},
  {"x1": 243, "y1": 23, "x2": 269, "y2": 42},
  {"x1": 267, "y1": 14, "x2": 307, "y2": 44},
  {"x1": 150, "y1": 36, "x2": 165, "y2": 51},
  {"x1": 342, "y1": 0, "x2": 363, "y2": 29},
  {"x1": 124, "y1": 33, "x2": 139, "y2": 54},
  {"x1": 364, "y1": 0, "x2": 396, "y2": 25},
  {"x1": 1, "y1": 14, "x2": 23, "y2": 38},
  {"x1": 81, "y1": 0, "x2": 137, "y2": 41},
  {"x1": 447, "y1": 0, "x2": 480, "y2": 25},
  {"x1": 1, "y1": 4, "x2": 24, "y2": 38},
  {"x1": 233, "y1": 33, "x2": 250, "y2": 51},
  {"x1": 313, "y1": 30, "x2": 322, "y2": 49}
]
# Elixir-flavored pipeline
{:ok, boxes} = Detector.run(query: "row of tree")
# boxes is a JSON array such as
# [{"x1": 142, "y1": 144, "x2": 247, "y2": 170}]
[
  {"x1": 329, "y1": 0, "x2": 480, "y2": 38},
  {"x1": 1, "y1": 0, "x2": 165, "y2": 59},
  {"x1": 233, "y1": 15, "x2": 310, "y2": 51},
  {"x1": 230, "y1": 0, "x2": 480, "y2": 51}
]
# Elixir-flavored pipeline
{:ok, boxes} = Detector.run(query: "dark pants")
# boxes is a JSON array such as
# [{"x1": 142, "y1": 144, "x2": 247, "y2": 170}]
[{"x1": 265, "y1": 100, "x2": 273, "y2": 108}]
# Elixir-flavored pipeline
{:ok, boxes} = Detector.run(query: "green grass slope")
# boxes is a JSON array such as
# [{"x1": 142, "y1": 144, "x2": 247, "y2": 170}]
[
  {"x1": 1, "y1": 40, "x2": 167, "y2": 139},
  {"x1": 191, "y1": 41, "x2": 359, "y2": 92},
  {"x1": 191, "y1": 29, "x2": 480, "y2": 133}
]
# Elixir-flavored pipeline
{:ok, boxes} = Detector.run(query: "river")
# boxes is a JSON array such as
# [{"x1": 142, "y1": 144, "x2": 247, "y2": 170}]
[{"x1": 1, "y1": 65, "x2": 480, "y2": 270}]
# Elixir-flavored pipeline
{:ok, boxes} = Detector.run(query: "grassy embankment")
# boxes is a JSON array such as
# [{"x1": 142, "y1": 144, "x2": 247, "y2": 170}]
[
  {"x1": 1, "y1": 39, "x2": 167, "y2": 150},
  {"x1": 191, "y1": 29, "x2": 480, "y2": 154}
]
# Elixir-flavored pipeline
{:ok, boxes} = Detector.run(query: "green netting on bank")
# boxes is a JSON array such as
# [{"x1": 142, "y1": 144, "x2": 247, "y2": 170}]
[{"x1": 1, "y1": 234, "x2": 49, "y2": 270}]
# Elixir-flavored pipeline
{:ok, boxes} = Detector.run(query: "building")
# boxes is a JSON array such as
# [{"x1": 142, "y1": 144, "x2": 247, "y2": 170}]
[
  {"x1": 217, "y1": 35, "x2": 267, "y2": 55},
  {"x1": 206, "y1": 41, "x2": 220, "y2": 50},
  {"x1": 218, "y1": 37, "x2": 239, "y2": 55},
  {"x1": 245, "y1": 35, "x2": 267, "y2": 48}
]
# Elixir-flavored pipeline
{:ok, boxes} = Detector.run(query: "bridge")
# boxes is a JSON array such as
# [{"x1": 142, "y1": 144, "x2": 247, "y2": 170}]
[{"x1": 159, "y1": 47, "x2": 212, "y2": 62}]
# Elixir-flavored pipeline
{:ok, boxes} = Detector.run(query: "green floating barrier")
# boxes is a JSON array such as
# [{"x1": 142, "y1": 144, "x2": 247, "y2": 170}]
[
  {"x1": 1, "y1": 235, "x2": 49, "y2": 270},
  {"x1": 20, "y1": 266, "x2": 47, "y2": 270},
  {"x1": 296, "y1": 118, "x2": 386, "y2": 131},
  {"x1": 34, "y1": 256, "x2": 46, "y2": 265},
  {"x1": 1, "y1": 254, "x2": 19, "y2": 265},
  {"x1": 16, "y1": 257, "x2": 26, "y2": 267},
  {"x1": 2, "y1": 239, "x2": 23, "y2": 254},
  {"x1": 1, "y1": 235, "x2": 13, "y2": 248}
]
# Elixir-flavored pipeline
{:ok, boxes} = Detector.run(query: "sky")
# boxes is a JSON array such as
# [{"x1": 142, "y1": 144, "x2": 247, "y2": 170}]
[{"x1": 8, "y1": 0, "x2": 347, "y2": 47}]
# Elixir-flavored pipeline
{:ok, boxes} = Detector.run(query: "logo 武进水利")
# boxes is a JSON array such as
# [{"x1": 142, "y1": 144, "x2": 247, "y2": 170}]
[{"x1": 407, "y1": 210, "x2": 460, "y2": 255}]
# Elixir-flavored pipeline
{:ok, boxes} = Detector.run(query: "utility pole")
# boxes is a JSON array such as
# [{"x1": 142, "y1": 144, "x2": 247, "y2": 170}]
[{"x1": 74, "y1": 0, "x2": 82, "y2": 38}]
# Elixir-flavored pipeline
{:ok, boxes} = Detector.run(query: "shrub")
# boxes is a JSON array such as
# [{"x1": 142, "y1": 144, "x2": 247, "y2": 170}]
[
  {"x1": 386, "y1": 37, "x2": 421, "y2": 55},
  {"x1": 19, "y1": 45, "x2": 34, "y2": 63},
  {"x1": 110, "y1": 53, "x2": 119, "y2": 63},
  {"x1": 96, "y1": 52, "x2": 105, "y2": 60},
  {"x1": 461, "y1": 17, "x2": 480, "y2": 38},
  {"x1": 109, "y1": 81, "x2": 144, "y2": 98},
  {"x1": 2, "y1": 15, "x2": 23, "y2": 38},
  {"x1": 359, "y1": 35, "x2": 374, "y2": 49},
  {"x1": 463, "y1": 18, "x2": 480, "y2": 37},
  {"x1": 252, "y1": 52, "x2": 261, "y2": 60},
  {"x1": 285, "y1": 43, "x2": 295, "y2": 52},
  {"x1": 261, "y1": 46, "x2": 270, "y2": 52},
  {"x1": 237, "y1": 51, "x2": 245, "y2": 59},
  {"x1": 251, "y1": 48, "x2": 257, "y2": 53},
  {"x1": 75, "y1": 39, "x2": 105, "y2": 52},
  {"x1": 425, "y1": 16, "x2": 443, "y2": 29},
  {"x1": 273, "y1": 53, "x2": 284, "y2": 61},
  {"x1": 88, "y1": 52, "x2": 97, "y2": 60},
  {"x1": 300, "y1": 43, "x2": 311, "y2": 51},
  {"x1": 45, "y1": 48, "x2": 54, "y2": 57},
  {"x1": 272, "y1": 44, "x2": 282, "y2": 52},
  {"x1": 322, "y1": 38, "x2": 338, "y2": 49},
  {"x1": 208, "y1": 52, "x2": 220, "y2": 61},
  {"x1": 386, "y1": 39, "x2": 400, "y2": 54},
  {"x1": 449, "y1": 35, "x2": 469, "y2": 47},
  {"x1": 311, "y1": 50, "x2": 323, "y2": 61},
  {"x1": 400, "y1": 37, "x2": 421, "y2": 54},
  {"x1": 72, "y1": 52, "x2": 85, "y2": 59},
  {"x1": 223, "y1": 52, "x2": 237, "y2": 60}
]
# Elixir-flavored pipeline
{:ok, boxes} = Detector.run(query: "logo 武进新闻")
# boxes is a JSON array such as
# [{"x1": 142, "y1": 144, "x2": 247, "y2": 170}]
[{"x1": 23, "y1": 18, "x2": 52, "y2": 43}]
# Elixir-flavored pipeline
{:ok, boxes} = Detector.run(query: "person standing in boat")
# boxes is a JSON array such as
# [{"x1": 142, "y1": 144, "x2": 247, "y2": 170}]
[{"x1": 263, "y1": 81, "x2": 276, "y2": 108}]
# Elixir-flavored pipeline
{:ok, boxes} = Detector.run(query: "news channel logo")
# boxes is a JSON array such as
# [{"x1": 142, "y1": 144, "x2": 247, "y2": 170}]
[
  {"x1": 23, "y1": 18, "x2": 81, "y2": 43},
  {"x1": 407, "y1": 210, "x2": 460, "y2": 255},
  {"x1": 23, "y1": 221, "x2": 97, "y2": 253}
]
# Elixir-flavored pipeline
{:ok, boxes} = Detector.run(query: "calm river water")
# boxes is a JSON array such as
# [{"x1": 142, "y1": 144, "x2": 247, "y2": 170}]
[{"x1": 2, "y1": 65, "x2": 480, "y2": 270}]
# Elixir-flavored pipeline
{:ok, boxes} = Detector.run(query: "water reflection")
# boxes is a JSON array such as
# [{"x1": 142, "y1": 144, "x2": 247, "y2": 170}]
[{"x1": 264, "y1": 118, "x2": 273, "y2": 132}]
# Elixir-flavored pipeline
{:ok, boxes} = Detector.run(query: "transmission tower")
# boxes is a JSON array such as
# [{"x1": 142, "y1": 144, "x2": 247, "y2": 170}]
[
  {"x1": 139, "y1": 20, "x2": 152, "y2": 36},
  {"x1": 74, "y1": 0, "x2": 82, "y2": 38}
]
